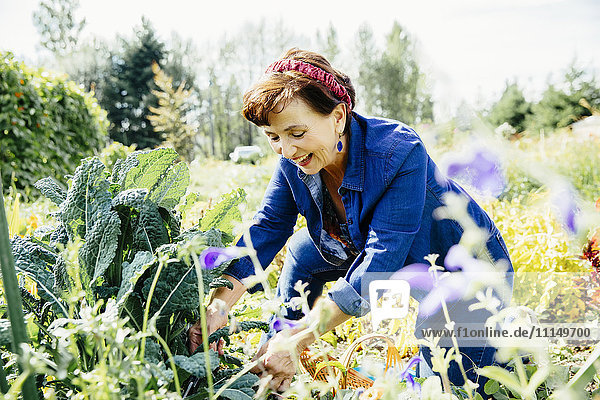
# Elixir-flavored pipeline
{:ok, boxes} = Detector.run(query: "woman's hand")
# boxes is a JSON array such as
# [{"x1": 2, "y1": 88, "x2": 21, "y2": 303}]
[
  {"x1": 187, "y1": 300, "x2": 228, "y2": 355},
  {"x1": 250, "y1": 332, "x2": 297, "y2": 393}
]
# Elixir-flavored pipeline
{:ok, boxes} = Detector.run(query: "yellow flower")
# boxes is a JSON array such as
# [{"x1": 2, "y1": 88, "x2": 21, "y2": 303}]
[{"x1": 27, "y1": 214, "x2": 39, "y2": 229}]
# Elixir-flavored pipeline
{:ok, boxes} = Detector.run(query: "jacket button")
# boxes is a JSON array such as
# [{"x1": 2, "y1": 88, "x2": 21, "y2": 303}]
[{"x1": 347, "y1": 218, "x2": 353, "y2": 225}]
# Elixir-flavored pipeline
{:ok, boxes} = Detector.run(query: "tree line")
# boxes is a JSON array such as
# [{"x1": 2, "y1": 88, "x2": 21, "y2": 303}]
[
  {"x1": 31, "y1": 0, "x2": 433, "y2": 161},
  {"x1": 486, "y1": 63, "x2": 600, "y2": 137}
]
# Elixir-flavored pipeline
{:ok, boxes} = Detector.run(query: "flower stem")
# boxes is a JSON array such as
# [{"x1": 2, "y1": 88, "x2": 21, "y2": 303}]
[
  {"x1": 139, "y1": 256, "x2": 166, "y2": 361},
  {"x1": 440, "y1": 299, "x2": 474, "y2": 400},
  {"x1": 191, "y1": 251, "x2": 214, "y2": 399}
]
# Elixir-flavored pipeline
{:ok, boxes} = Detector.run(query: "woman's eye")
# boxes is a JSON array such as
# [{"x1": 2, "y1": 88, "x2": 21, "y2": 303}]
[
  {"x1": 292, "y1": 132, "x2": 305, "y2": 138},
  {"x1": 269, "y1": 135, "x2": 280, "y2": 142}
]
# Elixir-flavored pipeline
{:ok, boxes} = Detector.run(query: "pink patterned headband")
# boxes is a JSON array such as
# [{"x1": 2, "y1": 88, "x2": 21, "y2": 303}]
[{"x1": 265, "y1": 59, "x2": 353, "y2": 109}]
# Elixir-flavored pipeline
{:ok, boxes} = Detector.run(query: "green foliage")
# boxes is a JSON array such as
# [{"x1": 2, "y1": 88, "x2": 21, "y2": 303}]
[
  {"x1": 526, "y1": 64, "x2": 600, "y2": 133},
  {"x1": 316, "y1": 23, "x2": 340, "y2": 64},
  {"x1": 488, "y1": 82, "x2": 532, "y2": 133},
  {"x1": 499, "y1": 133, "x2": 600, "y2": 202},
  {"x1": 99, "y1": 18, "x2": 166, "y2": 149},
  {"x1": 354, "y1": 22, "x2": 433, "y2": 124},
  {"x1": 148, "y1": 62, "x2": 197, "y2": 163},
  {"x1": 0, "y1": 51, "x2": 108, "y2": 196},
  {"x1": 6, "y1": 147, "x2": 259, "y2": 397},
  {"x1": 199, "y1": 188, "x2": 246, "y2": 244}
]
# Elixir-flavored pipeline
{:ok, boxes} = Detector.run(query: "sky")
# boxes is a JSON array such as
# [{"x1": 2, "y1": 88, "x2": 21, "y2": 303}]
[{"x1": 1, "y1": 0, "x2": 599, "y2": 119}]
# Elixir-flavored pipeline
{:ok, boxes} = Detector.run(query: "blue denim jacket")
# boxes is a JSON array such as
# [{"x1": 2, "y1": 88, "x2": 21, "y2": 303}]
[{"x1": 224, "y1": 112, "x2": 511, "y2": 316}]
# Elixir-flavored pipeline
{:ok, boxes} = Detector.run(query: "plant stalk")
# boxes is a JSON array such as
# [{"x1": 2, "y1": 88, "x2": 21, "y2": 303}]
[
  {"x1": 191, "y1": 251, "x2": 214, "y2": 399},
  {"x1": 0, "y1": 179, "x2": 38, "y2": 399}
]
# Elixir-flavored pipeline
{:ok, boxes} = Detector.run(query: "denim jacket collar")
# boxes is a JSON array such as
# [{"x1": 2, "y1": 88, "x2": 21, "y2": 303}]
[{"x1": 296, "y1": 113, "x2": 366, "y2": 193}]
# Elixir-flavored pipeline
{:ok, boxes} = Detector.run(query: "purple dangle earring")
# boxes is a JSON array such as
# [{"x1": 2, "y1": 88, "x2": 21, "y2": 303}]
[{"x1": 337, "y1": 133, "x2": 343, "y2": 152}]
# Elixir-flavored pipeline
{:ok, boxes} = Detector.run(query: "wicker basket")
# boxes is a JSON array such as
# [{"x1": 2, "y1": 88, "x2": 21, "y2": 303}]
[{"x1": 299, "y1": 333, "x2": 404, "y2": 390}]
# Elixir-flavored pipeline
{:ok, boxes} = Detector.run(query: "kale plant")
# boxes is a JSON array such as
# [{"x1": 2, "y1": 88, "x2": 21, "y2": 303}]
[{"x1": 8, "y1": 148, "x2": 266, "y2": 398}]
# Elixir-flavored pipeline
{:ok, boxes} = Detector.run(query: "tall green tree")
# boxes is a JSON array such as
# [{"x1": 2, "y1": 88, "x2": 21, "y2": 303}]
[
  {"x1": 199, "y1": 67, "x2": 246, "y2": 159},
  {"x1": 354, "y1": 23, "x2": 379, "y2": 114},
  {"x1": 488, "y1": 82, "x2": 532, "y2": 132},
  {"x1": 316, "y1": 23, "x2": 340, "y2": 64},
  {"x1": 355, "y1": 22, "x2": 432, "y2": 123},
  {"x1": 148, "y1": 63, "x2": 197, "y2": 162},
  {"x1": 32, "y1": 0, "x2": 86, "y2": 57},
  {"x1": 100, "y1": 17, "x2": 165, "y2": 148}
]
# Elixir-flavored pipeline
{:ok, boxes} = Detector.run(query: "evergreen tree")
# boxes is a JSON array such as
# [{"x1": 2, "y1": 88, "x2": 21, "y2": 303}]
[
  {"x1": 527, "y1": 64, "x2": 600, "y2": 133},
  {"x1": 355, "y1": 22, "x2": 433, "y2": 123},
  {"x1": 148, "y1": 63, "x2": 197, "y2": 162},
  {"x1": 100, "y1": 18, "x2": 166, "y2": 148},
  {"x1": 354, "y1": 23, "x2": 379, "y2": 114},
  {"x1": 488, "y1": 82, "x2": 531, "y2": 132},
  {"x1": 316, "y1": 23, "x2": 340, "y2": 64},
  {"x1": 32, "y1": 0, "x2": 86, "y2": 57}
]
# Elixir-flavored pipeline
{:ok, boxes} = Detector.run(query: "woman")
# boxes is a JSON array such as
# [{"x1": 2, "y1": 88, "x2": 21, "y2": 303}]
[{"x1": 188, "y1": 48, "x2": 513, "y2": 394}]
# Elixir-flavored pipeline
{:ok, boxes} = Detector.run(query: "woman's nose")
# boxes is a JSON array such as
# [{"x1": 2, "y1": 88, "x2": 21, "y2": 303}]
[{"x1": 280, "y1": 139, "x2": 296, "y2": 159}]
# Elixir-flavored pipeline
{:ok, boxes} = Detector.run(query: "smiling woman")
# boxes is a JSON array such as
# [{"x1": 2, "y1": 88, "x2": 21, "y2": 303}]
[{"x1": 188, "y1": 48, "x2": 514, "y2": 396}]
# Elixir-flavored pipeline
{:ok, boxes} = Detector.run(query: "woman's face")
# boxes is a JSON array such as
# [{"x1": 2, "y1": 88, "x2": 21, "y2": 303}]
[{"x1": 262, "y1": 98, "x2": 346, "y2": 175}]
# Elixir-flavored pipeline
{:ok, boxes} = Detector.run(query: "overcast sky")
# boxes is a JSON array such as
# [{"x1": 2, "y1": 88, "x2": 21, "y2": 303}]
[{"x1": 1, "y1": 0, "x2": 599, "y2": 119}]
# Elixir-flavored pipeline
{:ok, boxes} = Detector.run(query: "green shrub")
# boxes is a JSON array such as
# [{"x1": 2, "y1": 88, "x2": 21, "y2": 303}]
[
  {"x1": 0, "y1": 51, "x2": 108, "y2": 197},
  {"x1": 498, "y1": 131, "x2": 600, "y2": 202},
  {"x1": 8, "y1": 148, "x2": 264, "y2": 397}
]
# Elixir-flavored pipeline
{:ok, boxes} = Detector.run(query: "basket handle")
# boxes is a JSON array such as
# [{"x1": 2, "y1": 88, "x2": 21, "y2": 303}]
[{"x1": 338, "y1": 333, "x2": 404, "y2": 389}]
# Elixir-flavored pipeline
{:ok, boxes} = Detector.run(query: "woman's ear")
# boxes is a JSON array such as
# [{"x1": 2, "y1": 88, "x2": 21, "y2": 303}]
[{"x1": 332, "y1": 103, "x2": 347, "y2": 133}]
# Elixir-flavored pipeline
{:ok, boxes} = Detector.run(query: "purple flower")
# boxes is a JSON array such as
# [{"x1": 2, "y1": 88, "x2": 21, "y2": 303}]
[
  {"x1": 199, "y1": 247, "x2": 239, "y2": 270},
  {"x1": 445, "y1": 149, "x2": 505, "y2": 197},
  {"x1": 270, "y1": 316, "x2": 299, "y2": 332},
  {"x1": 399, "y1": 356, "x2": 422, "y2": 392},
  {"x1": 552, "y1": 184, "x2": 578, "y2": 234},
  {"x1": 391, "y1": 245, "x2": 477, "y2": 317}
]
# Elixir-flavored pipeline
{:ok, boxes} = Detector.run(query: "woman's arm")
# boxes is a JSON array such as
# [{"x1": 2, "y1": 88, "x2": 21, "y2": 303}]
[
  {"x1": 293, "y1": 296, "x2": 352, "y2": 352},
  {"x1": 250, "y1": 297, "x2": 352, "y2": 392}
]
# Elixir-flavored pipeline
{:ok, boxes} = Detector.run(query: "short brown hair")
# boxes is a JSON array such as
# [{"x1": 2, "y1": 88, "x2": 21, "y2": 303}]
[{"x1": 242, "y1": 48, "x2": 356, "y2": 135}]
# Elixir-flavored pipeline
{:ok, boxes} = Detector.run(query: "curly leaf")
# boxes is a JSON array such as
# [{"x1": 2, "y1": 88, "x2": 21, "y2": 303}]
[
  {"x1": 142, "y1": 260, "x2": 198, "y2": 326},
  {"x1": 80, "y1": 211, "x2": 121, "y2": 285},
  {"x1": 34, "y1": 177, "x2": 66, "y2": 206},
  {"x1": 0, "y1": 319, "x2": 13, "y2": 348},
  {"x1": 11, "y1": 236, "x2": 56, "y2": 297},
  {"x1": 113, "y1": 148, "x2": 178, "y2": 189},
  {"x1": 11, "y1": 236, "x2": 67, "y2": 314},
  {"x1": 218, "y1": 373, "x2": 259, "y2": 396},
  {"x1": 173, "y1": 349, "x2": 219, "y2": 378},
  {"x1": 112, "y1": 188, "x2": 170, "y2": 253},
  {"x1": 217, "y1": 389, "x2": 253, "y2": 400},
  {"x1": 179, "y1": 191, "x2": 199, "y2": 221},
  {"x1": 144, "y1": 338, "x2": 163, "y2": 364},
  {"x1": 59, "y1": 157, "x2": 112, "y2": 240},
  {"x1": 148, "y1": 160, "x2": 190, "y2": 209},
  {"x1": 117, "y1": 250, "x2": 155, "y2": 308},
  {"x1": 199, "y1": 189, "x2": 246, "y2": 242}
]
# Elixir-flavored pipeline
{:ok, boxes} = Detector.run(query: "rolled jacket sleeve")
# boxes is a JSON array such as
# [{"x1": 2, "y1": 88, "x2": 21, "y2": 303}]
[
  {"x1": 328, "y1": 142, "x2": 427, "y2": 316},
  {"x1": 224, "y1": 160, "x2": 298, "y2": 292}
]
